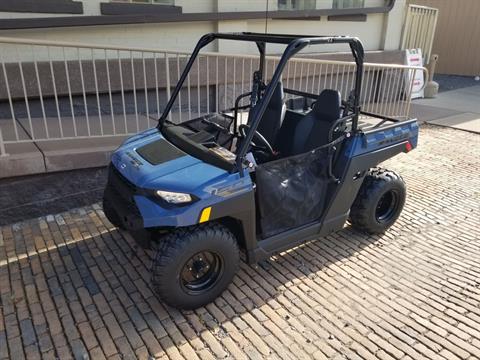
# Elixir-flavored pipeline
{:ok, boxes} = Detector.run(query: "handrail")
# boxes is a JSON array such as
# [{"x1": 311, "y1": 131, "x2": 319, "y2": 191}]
[
  {"x1": 0, "y1": 35, "x2": 425, "y2": 157},
  {"x1": 0, "y1": 35, "x2": 427, "y2": 70}
]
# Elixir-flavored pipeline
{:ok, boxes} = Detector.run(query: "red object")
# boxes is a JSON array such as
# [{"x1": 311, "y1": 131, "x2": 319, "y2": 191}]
[{"x1": 405, "y1": 141, "x2": 412, "y2": 152}]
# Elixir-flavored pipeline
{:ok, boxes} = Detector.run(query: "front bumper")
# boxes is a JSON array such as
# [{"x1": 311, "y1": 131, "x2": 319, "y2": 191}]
[{"x1": 104, "y1": 165, "x2": 144, "y2": 230}]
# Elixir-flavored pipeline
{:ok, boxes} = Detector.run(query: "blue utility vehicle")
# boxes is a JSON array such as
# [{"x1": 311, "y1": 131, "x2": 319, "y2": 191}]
[{"x1": 103, "y1": 33, "x2": 418, "y2": 309}]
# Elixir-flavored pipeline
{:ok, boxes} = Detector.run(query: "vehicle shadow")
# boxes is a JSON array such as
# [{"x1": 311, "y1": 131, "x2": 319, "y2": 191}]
[
  {"x1": 0, "y1": 206, "x2": 382, "y2": 358},
  {"x1": 105, "y1": 217, "x2": 382, "y2": 356},
  {"x1": 142, "y1": 223, "x2": 383, "y2": 357}
]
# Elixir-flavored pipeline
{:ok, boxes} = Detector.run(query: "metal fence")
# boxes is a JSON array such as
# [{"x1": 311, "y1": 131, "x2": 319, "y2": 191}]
[
  {"x1": 0, "y1": 36, "x2": 427, "y2": 156},
  {"x1": 401, "y1": 4, "x2": 439, "y2": 64}
]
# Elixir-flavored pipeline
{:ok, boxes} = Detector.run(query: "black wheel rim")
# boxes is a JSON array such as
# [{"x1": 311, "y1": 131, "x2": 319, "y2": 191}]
[
  {"x1": 180, "y1": 251, "x2": 223, "y2": 294},
  {"x1": 375, "y1": 190, "x2": 399, "y2": 223}
]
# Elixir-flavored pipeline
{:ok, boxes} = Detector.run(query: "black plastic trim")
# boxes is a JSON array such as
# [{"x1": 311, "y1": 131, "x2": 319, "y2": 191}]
[
  {"x1": 161, "y1": 124, "x2": 235, "y2": 172},
  {"x1": 208, "y1": 190, "x2": 257, "y2": 263},
  {"x1": 0, "y1": 0, "x2": 83, "y2": 14},
  {"x1": 100, "y1": 2, "x2": 182, "y2": 15},
  {"x1": 136, "y1": 138, "x2": 185, "y2": 166},
  {"x1": 328, "y1": 14, "x2": 367, "y2": 22}
]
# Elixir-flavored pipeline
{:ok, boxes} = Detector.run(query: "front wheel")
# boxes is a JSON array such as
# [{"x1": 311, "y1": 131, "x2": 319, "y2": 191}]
[
  {"x1": 151, "y1": 223, "x2": 240, "y2": 309},
  {"x1": 349, "y1": 168, "x2": 406, "y2": 234}
]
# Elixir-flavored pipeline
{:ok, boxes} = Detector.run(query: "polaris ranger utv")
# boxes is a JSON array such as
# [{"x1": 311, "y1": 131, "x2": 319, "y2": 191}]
[{"x1": 103, "y1": 33, "x2": 419, "y2": 309}]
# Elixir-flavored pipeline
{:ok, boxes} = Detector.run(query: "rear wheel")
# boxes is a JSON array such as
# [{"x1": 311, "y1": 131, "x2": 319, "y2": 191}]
[
  {"x1": 151, "y1": 223, "x2": 239, "y2": 309},
  {"x1": 349, "y1": 168, "x2": 406, "y2": 234}
]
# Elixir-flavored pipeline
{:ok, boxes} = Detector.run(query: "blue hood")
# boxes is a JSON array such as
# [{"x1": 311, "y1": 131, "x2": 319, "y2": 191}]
[{"x1": 111, "y1": 129, "x2": 230, "y2": 194}]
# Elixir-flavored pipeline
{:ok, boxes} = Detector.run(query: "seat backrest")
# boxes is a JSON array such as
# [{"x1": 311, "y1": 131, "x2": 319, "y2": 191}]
[
  {"x1": 255, "y1": 81, "x2": 286, "y2": 146},
  {"x1": 290, "y1": 89, "x2": 342, "y2": 156}
]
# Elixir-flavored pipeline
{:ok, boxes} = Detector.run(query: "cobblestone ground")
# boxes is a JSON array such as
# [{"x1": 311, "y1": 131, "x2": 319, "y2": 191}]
[{"x1": 1, "y1": 125, "x2": 479, "y2": 360}]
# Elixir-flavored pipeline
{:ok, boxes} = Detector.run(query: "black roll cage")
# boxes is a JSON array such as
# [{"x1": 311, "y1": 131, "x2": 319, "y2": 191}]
[{"x1": 157, "y1": 32, "x2": 365, "y2": 174}]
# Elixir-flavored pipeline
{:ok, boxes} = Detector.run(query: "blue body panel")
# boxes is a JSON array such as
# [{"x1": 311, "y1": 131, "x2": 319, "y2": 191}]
[
  {"x1": 109, "y1": 119, "x2": 418, "y2": 231},
  {"x1": 111, "y1": 128, "x2": 253, "y2": 228},
  {"x1": 351, "y1": 120, "x2": 419, "y2": 156}
]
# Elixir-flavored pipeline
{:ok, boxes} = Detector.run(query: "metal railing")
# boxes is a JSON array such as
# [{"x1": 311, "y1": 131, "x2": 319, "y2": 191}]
[
  {"x1": 401, "y1": 4, "x2": 439, "y2": 64},
  {"x1": 0, "y1": 36, "x2": 427, "y2": 156}
]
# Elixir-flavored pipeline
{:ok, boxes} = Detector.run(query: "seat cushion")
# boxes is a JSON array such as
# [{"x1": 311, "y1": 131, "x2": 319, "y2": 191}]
[
  {"x1": 290, "y1": 89, "x2": 342, "y2": 156},
  {"x1": 311, "y1": 89, "x2": 342, "y2": 122},
  {"x1": 256, "y1": 81, "x2": 286, "y2": 146}
]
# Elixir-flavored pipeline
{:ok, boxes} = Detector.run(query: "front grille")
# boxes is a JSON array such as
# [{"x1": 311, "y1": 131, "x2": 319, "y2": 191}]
[
  {"x1": 107, "y1": 164, "x2": 141, "y2": 216},
  {"x1": 110, "y1": 165, "x2": 136, "y2": 192}
]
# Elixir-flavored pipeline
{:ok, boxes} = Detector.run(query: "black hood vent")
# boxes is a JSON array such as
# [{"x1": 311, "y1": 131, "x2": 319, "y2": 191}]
[{"x1": 136, "y1": 138, "x2": 185, "y2": 165}]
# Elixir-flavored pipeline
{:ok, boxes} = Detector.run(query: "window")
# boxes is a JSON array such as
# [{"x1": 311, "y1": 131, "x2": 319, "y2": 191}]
[
  {"x1": 332, "y1": 0, "x2": 365, "y2": 8},
  {"x1": 278, "y1": 0, "x2": 316, "y2": 11},
  {"x1": 278, "y1": 0, "x2": 366, "y2": 10},
  {"x1": 110, "y1": 0, "x2": 175, "y2": 4}
]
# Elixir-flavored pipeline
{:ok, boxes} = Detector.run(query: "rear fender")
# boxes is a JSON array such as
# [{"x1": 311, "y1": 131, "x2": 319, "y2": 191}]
[{"x1": 321, "y1": 119, "x2": 419, "y2": 233}]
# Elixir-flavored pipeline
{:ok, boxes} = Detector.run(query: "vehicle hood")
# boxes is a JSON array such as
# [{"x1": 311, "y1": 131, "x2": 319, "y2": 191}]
[{"x1": 111, "y1": 129, "x2": 229, "y2": 192}]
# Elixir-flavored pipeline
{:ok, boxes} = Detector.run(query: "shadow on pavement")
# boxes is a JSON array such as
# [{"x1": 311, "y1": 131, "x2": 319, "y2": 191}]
[
  {"x1": 0, "y1": 167, "x2": 107, "y2": 226},
  {"x1": 0, "y1": 204, "x2": 380, "y2": 358}
]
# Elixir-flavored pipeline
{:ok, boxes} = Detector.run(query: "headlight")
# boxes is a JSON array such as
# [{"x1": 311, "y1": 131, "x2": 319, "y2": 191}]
[{"x1": 155, "y1": 190, "x2": 193, "y2": 204}]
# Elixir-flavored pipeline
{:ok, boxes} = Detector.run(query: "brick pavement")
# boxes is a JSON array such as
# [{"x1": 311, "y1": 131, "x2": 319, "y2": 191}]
[{"x1": 1, "y1": 125, "x2": 479, "y2": 360}]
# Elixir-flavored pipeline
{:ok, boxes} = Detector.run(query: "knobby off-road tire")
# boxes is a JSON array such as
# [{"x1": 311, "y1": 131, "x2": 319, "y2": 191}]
[
  {"x1": 151, "y1": 223, "x2": 240, "y2": 309},
  {"x1": 350, "y1": 168, "x2": 406, "y2": 234}
]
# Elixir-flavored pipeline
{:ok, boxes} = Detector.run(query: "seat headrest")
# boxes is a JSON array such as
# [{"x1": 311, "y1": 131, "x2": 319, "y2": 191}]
[
  {"x1": 312, "y1": 89, "x2": 342, "y2": 122},
  {"x1": 267, "y1": 81, "x2": 285, "y2": 109}
]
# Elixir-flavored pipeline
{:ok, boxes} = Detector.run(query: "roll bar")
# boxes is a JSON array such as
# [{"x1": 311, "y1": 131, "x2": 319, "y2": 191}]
[{"x1": 157, "y1": 32, "x2": 365, "y2": 174}]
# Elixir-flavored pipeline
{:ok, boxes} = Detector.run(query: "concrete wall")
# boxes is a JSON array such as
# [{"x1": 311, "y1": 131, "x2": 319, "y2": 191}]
[
  {"x1": 248, "y1": 15, "x2": 385, "y2": 53},
  {"x1": 0, "y1": 22, "x2": 217, "y2": 57},
  {"x1": 0, "y1": 0, "x2": 407, "y2": 55}
]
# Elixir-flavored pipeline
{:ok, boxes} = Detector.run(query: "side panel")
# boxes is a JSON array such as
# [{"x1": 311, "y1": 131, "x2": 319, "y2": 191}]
[{"x1": 250, "y1": 120, "x2": 419, "y2": 263}]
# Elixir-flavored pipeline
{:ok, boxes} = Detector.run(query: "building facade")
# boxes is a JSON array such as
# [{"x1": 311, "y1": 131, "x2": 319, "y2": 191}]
[{"x1": 0, "y1": 0, "x2": 406, "y2": 55}]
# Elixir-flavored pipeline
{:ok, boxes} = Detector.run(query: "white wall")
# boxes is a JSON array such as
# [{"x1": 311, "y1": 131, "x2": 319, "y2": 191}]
[
  {"x1": 216, "y1": 0, "x2": 278, "y2": 12},
  {"x1": 175, "y1": 0, "x2": 216, "y2": 13},
  {"x1": 0, "y1": 0, "x2": 406, "y2": 56},
  {"x1": 82, "y1": 0, "x2": 103, "y2": 16},
  {"x1": 0, "y1": 22, "x2": 217, "y2": 53},
  {"x1": 381, "y1": 0, "x2": 406, "y2": 50},
  {"x1": 248, "y1": 14, "x2": 386, "y2": 53}
]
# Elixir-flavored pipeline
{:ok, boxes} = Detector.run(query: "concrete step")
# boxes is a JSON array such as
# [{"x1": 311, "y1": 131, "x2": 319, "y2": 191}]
[
  {"x1": 1, "y1": 142, "x2": 45, "y2": 178},
  {"x1": 427, "y1": 112, "x2": 480, "y2": 134},
  {"x1": 0, "y1": 114, "x2": 154, "y2": 178},
  {"x1": 1, "y1": 134, "x2": 128, "y2": 178},
  {"x1": 38, "y1": 135, "x2": 128, "y2": 173}
]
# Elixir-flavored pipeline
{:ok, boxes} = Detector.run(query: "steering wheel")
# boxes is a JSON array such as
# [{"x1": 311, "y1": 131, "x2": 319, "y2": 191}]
[{"x1": 238, "y1": 124, "x2": 275, "y2": 157}]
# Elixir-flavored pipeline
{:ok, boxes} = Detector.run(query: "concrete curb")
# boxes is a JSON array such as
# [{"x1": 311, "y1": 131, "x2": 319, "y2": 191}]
[{"x1": 1, "y1": 135, "x2": 126, "y2": 179}]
